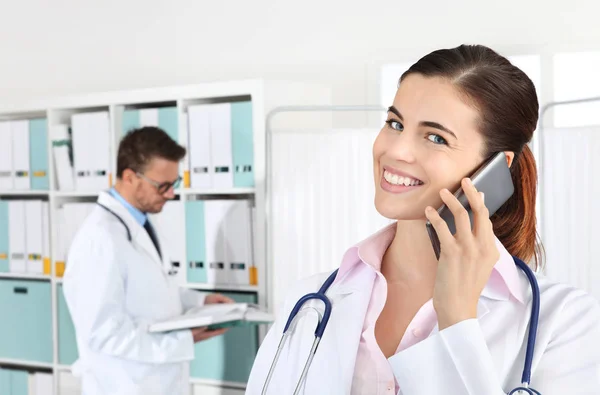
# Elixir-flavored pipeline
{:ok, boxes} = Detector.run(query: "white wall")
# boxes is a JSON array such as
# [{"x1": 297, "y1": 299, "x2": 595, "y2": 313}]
[{"x1": 1, "y1": 0, "x2": 600, "y2": 125}]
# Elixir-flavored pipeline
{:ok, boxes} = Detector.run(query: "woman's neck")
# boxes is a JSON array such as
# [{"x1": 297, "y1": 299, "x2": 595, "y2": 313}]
[{"x1": 381, "y1": 220, "x2": 439, "y2": 288}]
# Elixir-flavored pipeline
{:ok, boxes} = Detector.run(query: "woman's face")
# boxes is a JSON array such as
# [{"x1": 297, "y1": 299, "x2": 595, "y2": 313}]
[{"x1": 372, "y1": 74, "x2": 487, "y2": 220}]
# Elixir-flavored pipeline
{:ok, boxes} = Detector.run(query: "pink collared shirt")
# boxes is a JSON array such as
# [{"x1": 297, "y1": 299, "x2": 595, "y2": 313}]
[{"x1": 338, "y1": 223, "x2": 525, "y2": 395}]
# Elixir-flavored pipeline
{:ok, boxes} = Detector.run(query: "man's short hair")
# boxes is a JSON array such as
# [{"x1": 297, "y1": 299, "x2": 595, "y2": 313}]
[{"x1": 117, "y1": 126, "x2": 186, "y2": 178}]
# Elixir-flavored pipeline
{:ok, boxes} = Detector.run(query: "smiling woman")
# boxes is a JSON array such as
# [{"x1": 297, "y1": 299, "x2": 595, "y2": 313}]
[{"x1": 246, "y1": 44, "x2": 600, "y2": 395}]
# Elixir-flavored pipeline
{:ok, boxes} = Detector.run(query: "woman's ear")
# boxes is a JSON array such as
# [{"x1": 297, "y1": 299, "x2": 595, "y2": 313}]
[{"x1": 504, "y1": 151, "x2": 515, "y2": 168}]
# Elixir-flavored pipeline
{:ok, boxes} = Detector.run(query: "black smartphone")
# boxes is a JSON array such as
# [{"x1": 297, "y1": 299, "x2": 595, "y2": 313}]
[{"x1": 425, "y1": 151, "x2": 515, "y2": 259}]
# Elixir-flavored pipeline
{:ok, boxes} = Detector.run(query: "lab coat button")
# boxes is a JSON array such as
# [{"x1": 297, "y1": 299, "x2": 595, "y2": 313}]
[{"x1": 412, "y1": 328, "x2": 421, "y2": 337}]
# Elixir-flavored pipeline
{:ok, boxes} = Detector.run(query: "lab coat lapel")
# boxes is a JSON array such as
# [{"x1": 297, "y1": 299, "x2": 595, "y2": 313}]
[
  {"x1": 299, "y1": 264, "x2": 377, "y2": 394},
  {"x1": 97, "y1": 191, "x2": 163, "y2": 267},
  {"x1": 133, "y1": 217, "x2": 163, "y2": 267}
]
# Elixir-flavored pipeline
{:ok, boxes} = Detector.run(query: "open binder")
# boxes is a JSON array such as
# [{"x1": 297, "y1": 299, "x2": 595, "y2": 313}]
[{"x1": 148, "y1": 302, "x2": 274, "y2": 333}]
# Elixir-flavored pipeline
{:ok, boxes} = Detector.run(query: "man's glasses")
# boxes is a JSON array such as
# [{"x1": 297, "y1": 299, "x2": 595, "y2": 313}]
[{"x1": 136, "y1": 172, "x2": 182, "y2": 194}]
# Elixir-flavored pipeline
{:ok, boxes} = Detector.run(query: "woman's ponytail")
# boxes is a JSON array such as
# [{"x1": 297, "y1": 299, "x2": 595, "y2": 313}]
[{"x1": 491, "y1": 145, "x2": 544, "y2": 270}]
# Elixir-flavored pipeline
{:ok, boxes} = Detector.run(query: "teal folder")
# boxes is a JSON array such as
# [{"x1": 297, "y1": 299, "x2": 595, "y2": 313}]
[
  {"x1": 0, "y1": 280, "x2": 53, "y2": 362},
  {"x1": 58, "y1": 284, "x2": 79, "y2": 364},
  {"x1": 231, "y1": 101, "x2": 254, "y2": 187},
  {"x1": 158, "y1": 107, "x2": 178, "y2": 142},
  {"x1": 122, "y1": 107, "x2": 178, "y2": 143},
  {"x1": 29, "y1": 118, "x2": 49, "y2": 190},
  {"x1": 122, "y1": 109, "x2": 140, "y2": 137},
  {"x1": 186, "y1": 200, "x2": 207, "y2": 283},
  {"x1": 0, "y1": 369, "x2": 10, "y2": 395},
  {"x1": 10, "y1": 370, "x2": 28, "y2": 395},
  {"x1": 190, "y1": 292, "x2": 259, "y2": 383}
]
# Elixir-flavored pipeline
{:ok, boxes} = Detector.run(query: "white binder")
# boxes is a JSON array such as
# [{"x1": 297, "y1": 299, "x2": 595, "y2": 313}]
[
  {"x1": 71, "y1": 114, "x2": 94, "y2": 190},
  {"x1": 224, "y1": 200, "x2": 253, "y2": 285},
  {"x1": 42, "y1": 202, "x2": 50, "y2": 273},
  {"x1": 178, "y1": 107, "x2": 189, "y2": 186},
  {"x1": 150, "y1": 200, "x2": 186, "y2": 284},
  {"x1": 139, "y1": 108, "x2": 159, "y2": 127},
  {"x1": 11, "y1": 120, "x2": 30, "y2": 190},
  {"x1": 0, "y1": 121, "x2": 12, "y2": 189},
  {"x1": 9, "y1": 201, "x2": 26, "y2": 273},
  {"x1": 210, "y1": 103, "x2": 233, "y2": 189},
  {"x1": 203, "y1": 200, "x2": 229, "y2": 284},
  {"x1": 51, "y1": 124, "x2": 75, "y2": 191},
  {"x1": 91, "y1": 112, "x2": 111, "y2": 190},
  {"x1": 31, "y1": 372, "x2": 54, "y2": 395},
  {"x1": 188, "y1": 105, "x2": 212, "y2": 188},
  {"x1": 62, "y1": 203, "x2": 95, "y2": 257},
  {"x1": 55, "y1": 207, "x2": 67, "y2": 264},
  {"x1": 72, "y1": 112, "x2": 111, "y2": 191},
  {"x1": 25, "y1": 200, "x2": 44, "y2": 274}
]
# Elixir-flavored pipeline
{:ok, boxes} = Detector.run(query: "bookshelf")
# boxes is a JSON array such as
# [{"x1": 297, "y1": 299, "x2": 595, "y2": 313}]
[{"x1": 0, "y1": 79, "x2": 331, "y2": 395}]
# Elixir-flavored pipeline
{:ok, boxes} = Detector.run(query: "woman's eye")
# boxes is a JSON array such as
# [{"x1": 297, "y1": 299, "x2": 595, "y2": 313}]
[
  {"x1": 385, "y1": 120, "x2": 404, "y2": 132},
  {"x1": 427, "y1": 134, "x2": 447, "y2": 145}
]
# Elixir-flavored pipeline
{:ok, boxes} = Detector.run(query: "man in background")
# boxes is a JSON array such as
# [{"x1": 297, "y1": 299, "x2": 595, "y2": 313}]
[{"x1": 64, "y1": 126, "x2": 233, "y2": 395}]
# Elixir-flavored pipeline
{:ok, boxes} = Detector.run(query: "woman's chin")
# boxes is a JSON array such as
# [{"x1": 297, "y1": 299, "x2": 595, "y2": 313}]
[{"x1": 374, "y1": 202, "x2": 427, "y2": 222}]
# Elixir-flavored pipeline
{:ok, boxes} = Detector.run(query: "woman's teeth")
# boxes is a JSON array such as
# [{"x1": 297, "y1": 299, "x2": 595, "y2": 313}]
[{"x1": 383, "y1": 170, "x2": 423, "y2": 186}]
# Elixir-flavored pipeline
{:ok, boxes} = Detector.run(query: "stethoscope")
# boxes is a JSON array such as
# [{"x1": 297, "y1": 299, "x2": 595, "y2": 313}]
[
  {"x1": 96, "y1": 202, "x2": 179, "y2": 276},
  {"x1": 262, "y1": 256, "x2": 541, "y2": 395}
]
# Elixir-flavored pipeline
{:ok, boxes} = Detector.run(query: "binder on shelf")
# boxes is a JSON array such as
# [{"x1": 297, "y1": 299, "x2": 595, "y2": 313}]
[
  {"x1": 185, "y1": 200, "x2": 207, "y2": 283},
  {"x1": 224, "y1": 200, "x2": 253, "y2": 285},
  {"x1": 204, "y1": 200, "x2": 229, "y2": 284},
  {"x1": 54, "y1": 207, "x2": 66, "y2": 277},
  {"x1": 210, "y1": 103, "x2": 234, "y2": 189},
  {"x1": 42, "y1": 202, "x2": 50, "y2": 275},
  {"x1": 58, "y1": 284, "x2": 78, "y2": 365},
  {"x1": 231, "y1": 101, "x2": 255, "y2": 188},
  {"x1": 57, "y1": 202, "x2": 96, "y2": 276},
  {"x1": 29, "y1": 118, "x2": 49, "y2": 190},
  {"x1": 122, "y1": 108, "x2": 139, "y2": 137},
  {"x1": 185, "y1": 199, "x2": 254, "y2": 285},
  {"x1": 91, "y1": 112, "x2": 112, "y2": 190},
  {"x1": 0, "y1": 279, "x2": 53, "y2": 363},
  {"x1": 0, "y1": 201, "x2": 8, "y2": 273},
  {"x1": 25, "y1": 200, "x2": 44, "y2": 274},
  {"x1": 9, "y1": 201, "x2": 26, "y2": 273},
  {"x1": 122, "y1": 106, "x2": 178, "y2": 142},
  {"x1": 71, "y1": 111, "x2": 111, "y2": 191},
  {"x1": 7, "y1": 369, "x2": 28, "y2": 395},
  {"x1": 187, "y1": 101, "x2": 255, "y2": 190},
  {"x1": 0, "y1": 121, "x2": 13, "y2": 189},
  {"x1": 187, "y1": 105, "x2": 212, "y2": 188},
  {"x1": 150, "y1": 200, "x2": 185, "y2": 284},
  {"x1": 30, "y1": 372, "x2": 53, "y2": 395},
  {"x1": 158, "y1": 107, "x2": 179, "y2": 145},
  {"x1": 179, "y1": 108, "x2": 191, "y2": 188},
  {"x1": 51, "y1": 124, "x2": 75, "y2": 191},
  {"x1": 0, "y1": 368, "x2": 52, "y2": 395},
  {"x1": 0, "y1": 368, "x2": 9, "y2": 394},
  {"x1": 139, "y1": 108, "x2": 159, "y2": 129},
  {"x1": 11, "y1": 120, "x2": 30, "y2": 190}
]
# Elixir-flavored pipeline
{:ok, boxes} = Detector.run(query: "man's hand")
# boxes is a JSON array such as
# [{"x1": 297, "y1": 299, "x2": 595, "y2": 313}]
[
  {"x1": 191, "y1": 327, "x2": 228, "y2": 343},
  {"x1": 205, "y1": 293, "x2": 235, "y2": 305},
  {"x1": 190, "y1": 293, "x2": 234, "y2": 343}
]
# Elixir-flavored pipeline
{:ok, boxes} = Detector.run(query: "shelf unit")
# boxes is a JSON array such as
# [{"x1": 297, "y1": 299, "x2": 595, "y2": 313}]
[{"x1": 0, "y1": 79, "x2": 331, "y2": 395}]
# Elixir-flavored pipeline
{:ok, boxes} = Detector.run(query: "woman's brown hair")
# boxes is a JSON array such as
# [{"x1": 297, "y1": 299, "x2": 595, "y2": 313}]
[{"x1": 401, "y1": 44, "x2": 544, "y2": 269}]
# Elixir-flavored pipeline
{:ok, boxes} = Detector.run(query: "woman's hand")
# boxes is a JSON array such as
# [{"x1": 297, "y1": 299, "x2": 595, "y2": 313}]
[{"x1": 425, "y1": 177, "x2": 500, "y2": 331}]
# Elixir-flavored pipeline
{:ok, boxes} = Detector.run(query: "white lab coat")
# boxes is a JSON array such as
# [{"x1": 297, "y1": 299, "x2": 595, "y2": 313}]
[
  {"x1": 246, "y1": 248, "x2": 600, "y2": 394},
  {"x1": 63, "y1": 191, "x2": 204, "y2": 395}
]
